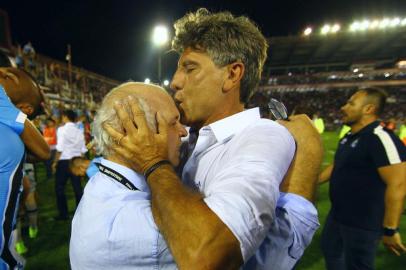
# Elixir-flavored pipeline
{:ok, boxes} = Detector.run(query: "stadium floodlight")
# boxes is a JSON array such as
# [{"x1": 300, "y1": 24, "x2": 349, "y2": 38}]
[
  {"x1": 353, "y1": 68, "x2": 359, "y2": 73},
  {"x1": 303, "y1": 27, "x2": 312, "y2": 36},
  {"x1": 321, "y1": 24, "x2": 331, "y2": 35},
  {"x1": 152, "y1": 25, "x2": 169, "y2": 46},
  {"x1": 152, "y1": 25, "x2": 169, "y2": 84},
  {"x1": 379, "y1": 18, "x2": 390, "y2": 29},
  {"x1": 390, "y1": 18, "x2": 401, "y2": 27},
  {"x1": 369, "y1": 20, "x2": 380, "y2": 29},
  {"x1": 331, "y1": 24, "x2": 341, "y2": 33},
  {"x1": 402, "y1": 18, "x2": 406, "y2": 26},
  {"x1": 144, "y1": 78, "x2": 151, "y2": 84},
  {"x1": 349, "y1": 21, "x2": 360, "y2": 32},
  {"x1": 163, "y1": 79, "x2": 170, "y2": 86},
  {"x1": 359, "y1": 20, "x2": 370, "y2": 31}
]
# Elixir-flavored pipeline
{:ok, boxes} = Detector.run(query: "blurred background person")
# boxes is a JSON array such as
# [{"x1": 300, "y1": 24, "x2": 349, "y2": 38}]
[
  {"x1": 43, "y1": 117, "x2": 57, "y2": 179},
  {"x1": 52, "y1": 109, "x2": 87, "y2": 221},
  {"x1": 319, "y1": 87, "x2": 406, "y2": 270}
]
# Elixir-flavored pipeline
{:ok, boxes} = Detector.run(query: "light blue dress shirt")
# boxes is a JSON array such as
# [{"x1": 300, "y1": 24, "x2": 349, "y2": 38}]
[{"x1": 69, "y1": 158, "x2": 176, "y2": 270}]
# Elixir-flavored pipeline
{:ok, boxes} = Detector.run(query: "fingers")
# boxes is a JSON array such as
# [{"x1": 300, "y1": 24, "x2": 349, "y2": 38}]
[
  {"x1": 113, "y1": 100, "x2": 138, "y2": 135},
  {"x1": 156, "y1": 111, "x2": 168, "y2": 137},
  {"x1": 399, "y1": 242, "x2": 406, "y2": 252},
  {"x1": 389, "y1": 246, "x2": 401, "y2": 256},
  {"x1": 127, "y1": 96, "x2": 150, "y2": 136},
  {"x1": 103, "y1": 122, "x2": 125, "y2": 143}
]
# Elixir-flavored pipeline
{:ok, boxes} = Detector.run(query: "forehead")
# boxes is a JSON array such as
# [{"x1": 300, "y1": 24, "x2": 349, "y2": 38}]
[
  {"x1": 155, "y1": 95, "x2": 179, "y2": 120},
  {"x1": 178, "y1": 48, "x2": 213, "y2": 65},
  {"x1": 350, "y1": 91, "x2": 367, "y2": 102}
]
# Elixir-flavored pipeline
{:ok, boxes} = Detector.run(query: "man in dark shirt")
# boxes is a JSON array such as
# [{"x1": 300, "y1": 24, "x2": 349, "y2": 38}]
[{"x1": 319, "y1": 87, "x2": 406, "y2": 269}]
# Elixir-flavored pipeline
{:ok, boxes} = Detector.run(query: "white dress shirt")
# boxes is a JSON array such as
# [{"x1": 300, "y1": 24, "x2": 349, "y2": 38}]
[
  {"x1": 182, "y1": 108, "x2": 296, "y2": 261},
  {"x1": 56, "y1": 122, "x2": 87, "y2": 160},
  {"x1": 70, "y1": 158, "x2": 176, "y2": 270}
]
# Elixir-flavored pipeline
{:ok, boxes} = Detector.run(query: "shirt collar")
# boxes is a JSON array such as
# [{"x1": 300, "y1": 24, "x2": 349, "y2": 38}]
[
  {"x1": 100, "y1": 158, "x2": 149, "y2": 192},
  {"x1": 348, "y1": 121, "x2": 381, "y2": 137},
  {"x1": 208, "y1": 107, "x2": 261, "y2": 142}
]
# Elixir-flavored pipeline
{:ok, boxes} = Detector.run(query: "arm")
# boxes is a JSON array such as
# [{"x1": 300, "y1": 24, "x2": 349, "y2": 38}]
[
  {"x1": 148, "y1": 166, "x2": 242, "y2": 269},
  {"x1": 105, "y1": 99, "x2": 294, "y2": 268},
  {"x1": 0, "y1": 85, "x2": 50, "y2": 160},
  {"x1": 21, "y1": 119, "x2": 50, "y2": 160},
  {"x1": 105, "y1": 101, "x2": 243, "y2": 269},
  {"x1": 319, "y1": 164, "x2": 334, "y2": 184},
  {"x1": 380, "y1": 162, "x2": 406, "y2": 256},
  {"x1": 278, "y1": 114, "x2": 324, "y2": 202}
]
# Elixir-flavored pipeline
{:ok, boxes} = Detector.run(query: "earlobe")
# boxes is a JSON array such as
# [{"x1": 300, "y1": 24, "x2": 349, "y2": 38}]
[{"x1": 222, "y1": 62, "x2": 244, "y2": 93}]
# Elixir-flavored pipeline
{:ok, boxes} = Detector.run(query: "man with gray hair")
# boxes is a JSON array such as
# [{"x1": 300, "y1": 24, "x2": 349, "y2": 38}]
[
  {"x1": 69, "y1": 82, "x2": 187, "y2": 269},
  {"x1": 105, "y1": 8, "x2": 322, "y2": 270}
]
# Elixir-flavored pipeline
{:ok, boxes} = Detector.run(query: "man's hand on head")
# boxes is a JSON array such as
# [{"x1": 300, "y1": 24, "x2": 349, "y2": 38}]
[{"x1": 103, "y1": 96, "x2": 170, "y2": 174}]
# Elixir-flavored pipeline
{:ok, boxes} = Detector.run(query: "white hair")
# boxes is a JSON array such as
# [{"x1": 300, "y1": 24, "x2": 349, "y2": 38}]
[{"x1": 92, "y1": 83, "x2": 157, "y2": 157}]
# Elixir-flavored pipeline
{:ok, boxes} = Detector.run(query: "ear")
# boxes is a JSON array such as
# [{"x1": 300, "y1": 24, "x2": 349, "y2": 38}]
[
  {"x1": 363, "y1": 103, "x2": 376, "y2": 115},
  {"x1": 223, "y1": 62, "x2": 245, "y2": 93},
  {"x1": 16, "y1": 103, "x2": 34, "y2": 116}
]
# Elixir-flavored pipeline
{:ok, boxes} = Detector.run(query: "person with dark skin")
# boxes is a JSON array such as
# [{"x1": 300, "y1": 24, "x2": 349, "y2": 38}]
[
  {"x1": 0, "y1": 67, "x2": 50, "y2": 269},
  {"x1": 319, "y1": 88, "x2": 406, "y2": 269},
  {"x1": 0, "y1": 67, "x2": 50, "y2": 160}
]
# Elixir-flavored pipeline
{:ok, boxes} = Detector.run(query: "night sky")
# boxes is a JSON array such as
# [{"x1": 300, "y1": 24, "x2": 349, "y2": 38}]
[{"x1": 1, "y1": 0, "x2": 406, "y2": 82}]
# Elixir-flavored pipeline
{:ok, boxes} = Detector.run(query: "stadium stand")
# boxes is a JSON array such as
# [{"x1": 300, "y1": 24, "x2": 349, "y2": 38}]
[{"x1": 255, "y1": 22, "x2": 406, "y2": 131}]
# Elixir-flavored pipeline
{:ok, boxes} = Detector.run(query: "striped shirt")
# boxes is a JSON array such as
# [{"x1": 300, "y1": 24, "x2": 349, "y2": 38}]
[
  {"x1": 0, "y1": 123, "x2": 25, "y2": 269},
  {"x1": 330, "y1": 121, "x2": 406, "y2": 231}
]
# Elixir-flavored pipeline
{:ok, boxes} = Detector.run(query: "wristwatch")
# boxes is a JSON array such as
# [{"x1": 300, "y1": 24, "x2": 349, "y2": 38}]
[{"x1": 383, "y1": 227, "x2": 399, "y2": 236}]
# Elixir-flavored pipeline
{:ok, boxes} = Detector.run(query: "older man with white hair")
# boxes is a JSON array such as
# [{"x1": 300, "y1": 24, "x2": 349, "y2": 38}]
[{"x1": 69, "y1": 82, "x2": 187, "y2": 270}]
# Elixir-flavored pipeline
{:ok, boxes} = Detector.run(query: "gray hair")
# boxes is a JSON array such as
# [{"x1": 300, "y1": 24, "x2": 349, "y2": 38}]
[
  {"x1": 92, "y1": 83, "x2": 157, "y2": 157},
  {"x1": 172, "y1": 8, "x2": 268, "y2": 104}
]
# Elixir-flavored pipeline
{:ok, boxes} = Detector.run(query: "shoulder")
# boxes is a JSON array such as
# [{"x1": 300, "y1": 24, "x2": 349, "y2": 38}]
[
  {"x1": 237, "y1": 118, "x2": 294, "y2": 145},
  {"x1": 0, "y1": 123, "x2": 25, "y2": 166},
  {"x1": 366, "y1": 125, "x2": 406, "y2": 162},
  {"x1": 367, "y1": 125, "x2": 404, "y2": 147}
]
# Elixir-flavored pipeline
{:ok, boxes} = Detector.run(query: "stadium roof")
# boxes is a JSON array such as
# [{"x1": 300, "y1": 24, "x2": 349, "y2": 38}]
[{"x1": 267, "y1": 27, "x2": 406, "y2": 72}]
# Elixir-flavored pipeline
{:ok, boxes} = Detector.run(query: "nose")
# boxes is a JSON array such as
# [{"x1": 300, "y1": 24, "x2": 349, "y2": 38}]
[
  {"x1": 340, "y1": 104, "x2": 347, "y2": 112},
  {"x1": 178, "y1": 124, "x2": 188, "y2": 138},
  {"x1": 170, "y1": 70, "x2": 184, "y2": 93}
]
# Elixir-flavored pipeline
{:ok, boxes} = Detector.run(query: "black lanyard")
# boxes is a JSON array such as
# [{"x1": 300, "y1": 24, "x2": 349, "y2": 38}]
[{"x1": 95, "y1": 163, "x2": 139, "y2": 191}]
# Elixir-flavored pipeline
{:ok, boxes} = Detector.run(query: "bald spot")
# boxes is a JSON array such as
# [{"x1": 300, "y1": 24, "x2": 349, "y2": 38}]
[{"x1": 104, "y1": 82, "x2": 176, "y2": 118}]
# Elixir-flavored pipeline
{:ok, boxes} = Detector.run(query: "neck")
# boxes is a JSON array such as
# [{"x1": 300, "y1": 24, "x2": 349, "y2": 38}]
[
  {"x1": 106, "y1": 154, "x2": 139, "y2": 173},
  {"x1": 350, "y1": 116, "x2": 377, "y2": 133},
  {"x1": 197, "y1": 100, "x2": 244, "y2": 130}
]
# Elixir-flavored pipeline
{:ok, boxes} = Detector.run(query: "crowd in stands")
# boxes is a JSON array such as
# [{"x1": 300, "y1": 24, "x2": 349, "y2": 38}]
[
  {"x1": 251, "y1": 87, "x2": 406, "y2": 133},
  {"x1": 265, "y1": 69, "x2": 406, "y2": 86}
]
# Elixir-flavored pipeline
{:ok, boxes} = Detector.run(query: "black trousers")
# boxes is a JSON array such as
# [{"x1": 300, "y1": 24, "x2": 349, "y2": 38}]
[
  {"x1": 321, "y1": 212, "x2": 381, "y2": 270},
  {"x1": 55, "y1": 159, "x2": 83, "y2": 218}
]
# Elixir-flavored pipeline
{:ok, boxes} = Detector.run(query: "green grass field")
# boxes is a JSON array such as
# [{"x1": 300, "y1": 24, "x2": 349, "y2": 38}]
[{"x1": 21, "y1": 131, "x2": 406, "y2": 269}]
